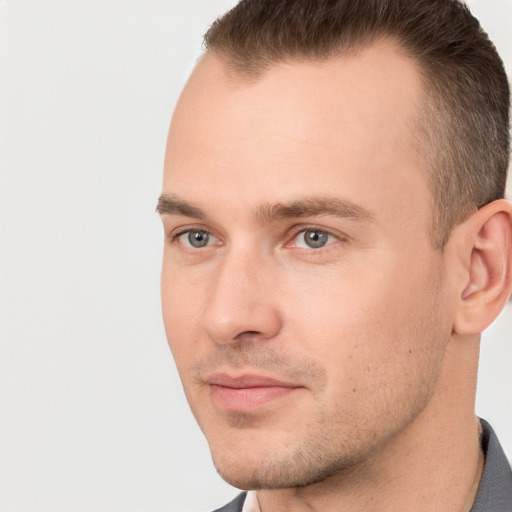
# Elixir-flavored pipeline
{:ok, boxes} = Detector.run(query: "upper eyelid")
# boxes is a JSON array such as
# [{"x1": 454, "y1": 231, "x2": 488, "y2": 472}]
[
  {"x1": 165, "y1": 223, "x2": 347, "y2": 247},
  {"x1": 167, "y1": 223, "x2": 214, "y2": 238},
  {"x1": 173, "y1": 226, "x2": 211, "y2": 236},
  {"x1": 286, "y1": 224, "x2": 346, "y2": 242},
  {"x1": 289, "y1": 232, "x2": 338, "y2": 249},
  {"x1": 163, "y1": 225, "x2": 214, "y2": 247},
  {"x1": 179, "y1": 229, "x2": 217, "y2": 246},
  {"x1": 169, "y1": 228, "x2": 220, "y2": 252}
]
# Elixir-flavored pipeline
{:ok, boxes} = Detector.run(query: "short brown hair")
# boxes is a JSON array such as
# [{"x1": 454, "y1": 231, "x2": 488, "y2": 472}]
[{"x1": 203, "y1": 0, "x2": 510, "y2": 248}]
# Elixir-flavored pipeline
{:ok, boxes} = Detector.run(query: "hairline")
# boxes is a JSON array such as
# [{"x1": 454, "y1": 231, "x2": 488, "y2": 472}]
[{"x1": 203, "y1": 40, "x2": 451, "y2": 249}]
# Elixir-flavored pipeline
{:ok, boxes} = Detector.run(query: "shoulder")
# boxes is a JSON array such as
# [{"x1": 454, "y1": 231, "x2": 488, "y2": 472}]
[
  {"x1": 211, "y1": 492, "x2": 247, "y2": 512},
  {"x1": 471, "y1": 419, "x2": 512, "y2": 512}
]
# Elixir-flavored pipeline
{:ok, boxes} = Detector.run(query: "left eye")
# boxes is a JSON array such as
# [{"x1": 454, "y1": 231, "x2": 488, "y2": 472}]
[
  {"x1": 178, "y1": 230, "x2": 217, "y2": 248},
  {"x1": 292, "y1": 229, "x2": 338, "y2": 249}
]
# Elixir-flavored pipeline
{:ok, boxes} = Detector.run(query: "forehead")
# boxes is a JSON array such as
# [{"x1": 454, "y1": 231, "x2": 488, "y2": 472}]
[
  {"x1": 171, "y1": 40, "x2": 420, "y2": 144},
  {"x1": 163, "y1": 41, "x2": 430, "y2": 232}
]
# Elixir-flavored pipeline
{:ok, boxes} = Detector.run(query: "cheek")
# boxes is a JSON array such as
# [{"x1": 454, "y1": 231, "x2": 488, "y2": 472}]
[
  {"x1": 282, "y1": 255, "x2": 447, "y2": 391},
  {"x1": 161, "y1": 264, "x2": 204, "y2": 369}
]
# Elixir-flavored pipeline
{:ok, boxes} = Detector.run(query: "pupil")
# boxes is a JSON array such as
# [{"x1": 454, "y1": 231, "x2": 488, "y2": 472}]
[
  {"x1": 305, "y1": 230, "x2": 328, "y2": 248},
  {"x1": 188, "y1": 231, "x2": 209, "y2": 248}
]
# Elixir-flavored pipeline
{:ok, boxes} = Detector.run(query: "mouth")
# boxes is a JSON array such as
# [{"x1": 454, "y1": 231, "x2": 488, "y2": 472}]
[{"x1": 205, "y1": 372, "x2": 304, "y2": 413}]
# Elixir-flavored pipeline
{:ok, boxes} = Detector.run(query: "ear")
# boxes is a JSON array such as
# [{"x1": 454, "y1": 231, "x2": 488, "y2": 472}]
[{"x1": 453, "y1": 199, "x2": 512, "y2": 335}]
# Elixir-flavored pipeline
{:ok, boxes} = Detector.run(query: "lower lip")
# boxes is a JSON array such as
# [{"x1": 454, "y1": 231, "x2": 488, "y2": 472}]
[{"x1": 210, "y1": 385, "x2": 299, "y2": 412}]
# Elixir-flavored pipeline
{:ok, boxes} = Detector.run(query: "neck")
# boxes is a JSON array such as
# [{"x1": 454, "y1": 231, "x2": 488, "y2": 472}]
[{"x1": 256, "y1": 337, "x2": 484, "y2": 512}]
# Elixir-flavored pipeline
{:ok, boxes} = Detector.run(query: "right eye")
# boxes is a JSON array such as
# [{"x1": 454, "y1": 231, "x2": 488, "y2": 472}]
[{"x1": 177, "y1": 229, "x2": 217, "y2": 249}]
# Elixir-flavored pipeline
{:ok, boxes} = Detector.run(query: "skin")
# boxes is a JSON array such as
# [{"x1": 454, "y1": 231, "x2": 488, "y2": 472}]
[{"x1": 159, "y1": 41, "x2": 512, "y2": 511}]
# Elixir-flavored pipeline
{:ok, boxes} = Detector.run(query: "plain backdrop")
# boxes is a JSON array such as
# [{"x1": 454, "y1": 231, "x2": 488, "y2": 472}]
[{"x1": 0, "y1": 1, "x2": 510, "y2": 511}]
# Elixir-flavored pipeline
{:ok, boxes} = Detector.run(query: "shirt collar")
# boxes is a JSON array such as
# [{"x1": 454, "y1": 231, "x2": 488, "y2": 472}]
[{"x1": 241, "y1": 419, "x2": 512, "y2": 512}]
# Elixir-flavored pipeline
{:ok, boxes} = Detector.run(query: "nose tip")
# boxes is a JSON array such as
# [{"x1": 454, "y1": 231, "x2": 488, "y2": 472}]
[
  {"x1": 201, "y1": 259, "x2": 282, "y2": 346},
  {"x1": 203, "y1": 306, "x2": 282, "y2": 346}
]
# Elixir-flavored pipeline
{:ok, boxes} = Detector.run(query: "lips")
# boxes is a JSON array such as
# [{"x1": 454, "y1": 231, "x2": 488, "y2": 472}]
[{"x1": 205, "y1": 372, "x2": 303, "y2": 412}]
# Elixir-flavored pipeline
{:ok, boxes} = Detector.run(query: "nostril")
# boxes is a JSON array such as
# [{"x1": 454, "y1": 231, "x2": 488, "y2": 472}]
[
  {"x1": 234, "y1": 330, "x2": 263, "y2": 341},
  {"x1": 232, "y1": 330, "x2": 268, "y2": 345}
]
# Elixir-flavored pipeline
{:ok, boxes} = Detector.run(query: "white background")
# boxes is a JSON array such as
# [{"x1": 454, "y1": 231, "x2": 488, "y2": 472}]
[{"x1": 0, "y1": 1, "x2": 510, "y2": 511}]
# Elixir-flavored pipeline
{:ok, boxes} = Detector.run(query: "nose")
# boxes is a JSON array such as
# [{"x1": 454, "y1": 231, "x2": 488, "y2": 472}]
[{"x1": 201, "y1": 250, "x2": 283, "y2": 346}]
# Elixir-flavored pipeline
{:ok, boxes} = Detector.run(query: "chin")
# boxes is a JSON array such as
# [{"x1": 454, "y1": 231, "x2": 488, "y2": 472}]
[{"x1": 209, "y1": 437, "x2": 364, "y2": 490}]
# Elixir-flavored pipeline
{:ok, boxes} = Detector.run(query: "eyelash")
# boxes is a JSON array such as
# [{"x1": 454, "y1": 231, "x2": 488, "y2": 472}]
[
  {"x1": 286, "y1": 225, "x2": 344, "y2": 252},
  {"x1": 167, "y1": 226, "x2": 218, "y2": 248},
  {"x1": 167, "y1": 225, "x2": 346, "y2": 253}
]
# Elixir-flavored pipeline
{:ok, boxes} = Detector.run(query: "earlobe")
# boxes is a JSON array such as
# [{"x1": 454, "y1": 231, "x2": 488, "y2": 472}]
[{"x1": 453, "y1": 199, "x2": 512, "y2": 335}]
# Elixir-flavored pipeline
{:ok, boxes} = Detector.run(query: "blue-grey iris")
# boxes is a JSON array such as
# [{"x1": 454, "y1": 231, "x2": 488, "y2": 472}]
[
  {"x1": 188, "y1": 231, "x2": 209, "y2": 248},
  {"x1": 304, "y1": 230, "x2": 328, "y2": 248}
]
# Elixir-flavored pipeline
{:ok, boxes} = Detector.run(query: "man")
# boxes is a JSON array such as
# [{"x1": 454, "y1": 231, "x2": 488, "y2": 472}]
[{"x1": 157, "y1": 0, "x2": 512, "y2": 510}]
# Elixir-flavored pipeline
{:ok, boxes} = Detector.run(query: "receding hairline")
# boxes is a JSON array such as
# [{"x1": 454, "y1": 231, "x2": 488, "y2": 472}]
[
  {"x1": 201, "y1": 31, "x2": 414, "y2": 81},
  {"x1": 197, "y1": 40, "x2": 443, "y2": 243}
]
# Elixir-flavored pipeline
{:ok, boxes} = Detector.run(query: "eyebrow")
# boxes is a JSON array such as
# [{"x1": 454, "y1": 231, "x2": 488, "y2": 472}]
[
  {"x1": 255, "y1": 197, "x2": 376, "y2": 223},
  {"x1": 156, "y1": 194, "x2": 376, "y2": 224},
  {"x1": 156, "y1": 194, "x2": 207, "y2": 219}
]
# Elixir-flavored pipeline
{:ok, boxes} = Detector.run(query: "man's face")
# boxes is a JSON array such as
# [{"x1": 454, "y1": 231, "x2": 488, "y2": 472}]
[{"x1": 160, "y1": 42, "x2": 454, "y2": 489}]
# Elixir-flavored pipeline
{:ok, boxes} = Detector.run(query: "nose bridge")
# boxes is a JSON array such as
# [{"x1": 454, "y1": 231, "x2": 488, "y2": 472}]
[{"x1": 201, "y1": 244, "x2": 281, "y2": 344}]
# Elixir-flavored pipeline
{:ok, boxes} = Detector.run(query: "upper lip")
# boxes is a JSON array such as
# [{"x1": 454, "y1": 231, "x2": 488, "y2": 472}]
[{"x1": 205, "y1": 372, "x2": 301, "y2": 389}]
